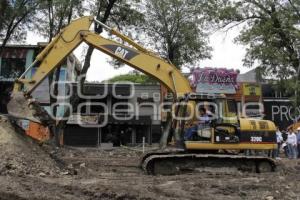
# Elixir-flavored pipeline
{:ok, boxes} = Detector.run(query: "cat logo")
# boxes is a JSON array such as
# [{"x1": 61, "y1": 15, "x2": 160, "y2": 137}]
[
  {"x1": 102, "y1": 44, "x2": 139, "y2": 60},
  {"x1": 115, "y1": 47, "x2": 129, "y2": 59}
]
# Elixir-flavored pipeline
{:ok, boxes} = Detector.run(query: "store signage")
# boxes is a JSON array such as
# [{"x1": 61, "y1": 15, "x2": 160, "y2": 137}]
[
  {"x1": 243, "y1": 83, "x2": 261, "y2": 96},
  {"x1": 191, "y1": 67, "x2": 238, "y2": 94}
]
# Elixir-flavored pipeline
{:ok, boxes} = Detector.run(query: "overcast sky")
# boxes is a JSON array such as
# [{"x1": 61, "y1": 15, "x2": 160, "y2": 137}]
[{"x1": 26, "y1": 26, "x2": 251, "y2": 82}]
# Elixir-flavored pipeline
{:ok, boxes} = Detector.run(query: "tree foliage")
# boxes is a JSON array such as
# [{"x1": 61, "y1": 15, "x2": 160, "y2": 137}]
[
  {"x1": 89, "y1": 0, "x2": 145, "y2": 69},
  {"x1": 208, "y1": 0, "x2": 300, "y2": 105},
  {"x1": 35, "y1": 0, "x2": 85, "y2": 41},
  {"x1": 0, "y1": 0, "x2": 39, "y2": 53},
  {"x1": 210, "y1": 0, "x2": 300, "y2": 79},
  {"x1": 88, "y1": 0, "x2": 144, "y2": 32},
  {"x1": 142, "y1": 0, "x2": 212, "y2": 69},
  {"x1": 106, "y1": 71, "x2": 157, "y2": 84}
]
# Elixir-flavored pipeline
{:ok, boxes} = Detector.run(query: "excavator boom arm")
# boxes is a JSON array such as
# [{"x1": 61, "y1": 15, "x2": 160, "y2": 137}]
[{"x1": 17, "y1": 16, "x2": 192, "y2": 97}]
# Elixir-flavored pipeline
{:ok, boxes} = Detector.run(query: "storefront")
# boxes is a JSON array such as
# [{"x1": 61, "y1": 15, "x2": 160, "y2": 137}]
[
  {"x1": 0, "y1": 81, "x2": 13, "y2": 113},
  {"x1": 227, "y1": 82, "x2": 263, "y2": 118},
  {"x1": 0, "y1": 45, "x2": 39, "y2": 114},
  {"x1": 189, "y1": 67, "x2": 263, "y2": 118},
  {"x1": 262, "y1": 84, "x2": 295, "y2": 130},
  {"x1": 64, "y1": 115, "x2": 153, "y2": 146},
  {"x1": 63, "y1": 83, "x2": 162, "y2": 146},
  {"x1": 0, "y1": 44, "x2": 81, "y2": 141}
]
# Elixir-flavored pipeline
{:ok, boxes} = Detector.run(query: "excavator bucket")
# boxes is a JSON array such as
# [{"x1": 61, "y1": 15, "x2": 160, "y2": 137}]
[{"x1": 7, "y1": 92, "x2": 53, "y2": 125}]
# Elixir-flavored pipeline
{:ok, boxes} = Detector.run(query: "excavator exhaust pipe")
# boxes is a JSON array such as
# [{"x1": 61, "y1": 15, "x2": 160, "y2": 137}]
[{"x1": 7, "y1": 92, "x2": 53, "y2": 125}]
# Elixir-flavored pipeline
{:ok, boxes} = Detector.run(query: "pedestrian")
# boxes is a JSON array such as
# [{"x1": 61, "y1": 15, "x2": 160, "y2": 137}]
[
  {"x1": 282, "y1": 130, "x2": 288, "y2": 141},
  {"x1": 297, "y1": 127, "x2": 300, "y2": 158},
  {"x1": 273, "y1": 127, "x2": 283, "y2": 159},
  {"x1": 286, "y1": 128, "x2": 298, "y2": 159},
  {"x1": 120, "y1": 130, "x2": 125, "y2": 146},
  {"x1": 281, "y1": 130, "x2": 289, "y2": 157}
]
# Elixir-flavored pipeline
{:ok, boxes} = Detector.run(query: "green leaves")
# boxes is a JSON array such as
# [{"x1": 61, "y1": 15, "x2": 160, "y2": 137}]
[
  {"x1": 0, "y1": 0, "x2": 41, "y2": 55},
  {"x1": 142, "y1": 0, "x2": 212, "y2": 69},
  {"x1": 106, "y1": 71, "x2": 156, "y2": 84},
  {"x1": 209, "y1": 0, "x2": 300, "y2": 104},
  {"x1": 211, "y1": 0, "x2": 300, "y2": 79},
  {"x1": 34, "y1": 0, "x2": 86, "y2": 40}
]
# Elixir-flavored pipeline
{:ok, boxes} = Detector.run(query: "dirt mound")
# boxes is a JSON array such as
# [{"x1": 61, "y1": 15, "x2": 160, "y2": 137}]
[{"x1": 0, "y1": 116, "x2": 61, "y2": 177}]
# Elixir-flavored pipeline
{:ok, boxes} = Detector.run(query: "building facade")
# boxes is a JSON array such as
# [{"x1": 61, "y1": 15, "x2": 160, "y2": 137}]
[
  {"x1": 63, "y1": 83, "x2": 162, "y2": 146},
  {"x1": 189, "y1": 67, "x2": 263, "y2": 119},
  {"x1": 262, "y1": 83, "x2": 295, "y2": 130},
  {"x1": 0, "y1": 44, "x2": 81, "y2": 115},
  {"x1": 0, "y1": 44, "x2": 81, "y2": 140},
  {"x1": 0, "y1": 45, "x2": 39, "y2": 113}
]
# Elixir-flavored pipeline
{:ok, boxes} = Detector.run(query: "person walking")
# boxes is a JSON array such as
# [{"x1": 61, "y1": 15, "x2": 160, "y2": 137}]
[
  {"x1": 297, "y1": 127, "x2": 300, "y2": 158},
  {"x1": 287, "y1": 129, "x2": 298, "y2": 159}
]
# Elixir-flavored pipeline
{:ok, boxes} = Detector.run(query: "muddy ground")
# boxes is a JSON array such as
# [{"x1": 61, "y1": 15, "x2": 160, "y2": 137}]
[{"x1": 0, "y1": 118, "x2": 300, "y2": 200}]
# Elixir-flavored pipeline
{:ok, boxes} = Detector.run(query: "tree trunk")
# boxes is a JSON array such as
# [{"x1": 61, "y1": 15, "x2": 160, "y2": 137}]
[
  {"x1": 67, "y1": 0, "x2": 74, "y2": 24},
  {"x1": 80, "y1": 0, "x2": 117, "y2": 83},
  {"x1": 0, "y1": 15, "x2": 16, "y2": 55}
]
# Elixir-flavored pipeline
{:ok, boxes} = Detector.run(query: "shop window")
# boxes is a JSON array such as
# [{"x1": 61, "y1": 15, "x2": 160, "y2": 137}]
[
  {"x1": 0, "y1": 58, "x2": 25, "y2": 79},
  {"x1": 137, "y1": 97, "x2": 154, "y2": 104},
  {"x1": 136, "y1": 126, "x2": 149, "y2": 143},
  {"x1": 0, "y1": 82, "x2": 14, "y2": 113},
  {"x1": 244, "y1": 102, "x2": 263, "y2": 118},
  {"x1": 31, "y1": 67, "x2": 66, "y2": 80},
  {"x1": 90, "y1": 98, "x2": 107, "y2": 113},
  {"x1": 112, "y1": 97, "x2": 129, "y2": 115},
  {"x1": 227, "y1": 99, "x2": 237, "y2": 113}
]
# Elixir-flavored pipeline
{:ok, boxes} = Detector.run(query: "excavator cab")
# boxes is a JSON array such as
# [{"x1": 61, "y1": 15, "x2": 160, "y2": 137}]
[
  {"x1": 182, "y1": 93, "x2": 240, "y2": 144},
  {"x1": 176, "y1": 93, "x2": 276, "y2": 152}
]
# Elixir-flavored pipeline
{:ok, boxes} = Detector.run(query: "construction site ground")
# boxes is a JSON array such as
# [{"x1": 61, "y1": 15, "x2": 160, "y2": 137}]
[{"x1": 0, "y1": 119, "x2": 300, "y2": 200}]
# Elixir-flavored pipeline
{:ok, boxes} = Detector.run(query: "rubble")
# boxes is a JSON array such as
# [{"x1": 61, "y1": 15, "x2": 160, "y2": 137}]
[
  {"x1": 38, "y1": 172, "x2": 46, "y2": 177},
  {"x1": 79, "y1": 162, "x2": 86, "y2": 168},
  {"x1": 0, "y1": 118, "x2": 299, "y2": 199},
  {"x1": 0, "y1": 117, "x2": 62, "y2": 176}
]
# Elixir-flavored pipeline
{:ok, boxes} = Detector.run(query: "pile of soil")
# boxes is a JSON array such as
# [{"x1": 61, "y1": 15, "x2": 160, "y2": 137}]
[
  {"x1": 0, "y1": 116, "x2": 299, "y2": 199},
  {"x1": 0, "y1": 116, "x2": 61, "y2": 177}
]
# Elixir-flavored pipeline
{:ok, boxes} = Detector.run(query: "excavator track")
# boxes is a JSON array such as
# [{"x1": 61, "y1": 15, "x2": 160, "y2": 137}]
[{"x1": 141, "y1": 150, "x2": 276, "y2": 175}]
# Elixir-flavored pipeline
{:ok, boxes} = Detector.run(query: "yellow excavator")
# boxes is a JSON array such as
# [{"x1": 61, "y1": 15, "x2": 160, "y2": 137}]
[{"x1": 4, "y1": 16, "x2": 277, "y2": 175}]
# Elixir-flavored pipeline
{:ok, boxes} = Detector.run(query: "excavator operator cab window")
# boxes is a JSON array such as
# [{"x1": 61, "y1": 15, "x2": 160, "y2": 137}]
[
  {"x1": 184, "y1": 96, "x2": 239, "y2": 143},
  {"x1": 214, "y1": 98, "x2": 238, "y2": 125},
  {"x1": 195, "y1": 100, "x2": 217, "y2": 125},
  {"x1": 184, "y1": 99, "x2": 216, "y2": 141},
  {"x1": 227, "y1": 99, "x2": 238, "y2": 117}
]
